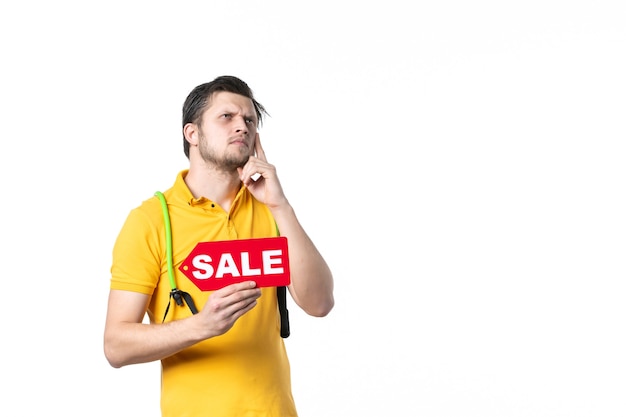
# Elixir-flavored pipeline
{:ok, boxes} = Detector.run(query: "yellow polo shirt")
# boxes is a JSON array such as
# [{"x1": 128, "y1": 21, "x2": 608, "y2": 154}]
[{"x1": 110, "y1": 170, "x2": 297, "y2": 417}]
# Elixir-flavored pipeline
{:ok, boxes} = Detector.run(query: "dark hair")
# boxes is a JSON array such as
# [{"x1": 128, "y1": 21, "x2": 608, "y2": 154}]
[{"x1": 182, "y1": 75, "x2": 268, "y2": 158}]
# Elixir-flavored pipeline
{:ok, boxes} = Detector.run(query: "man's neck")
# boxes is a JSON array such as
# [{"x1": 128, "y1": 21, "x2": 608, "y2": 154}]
[{"x1": 184, "y1": 166, "x2": 242, "y2": 212}]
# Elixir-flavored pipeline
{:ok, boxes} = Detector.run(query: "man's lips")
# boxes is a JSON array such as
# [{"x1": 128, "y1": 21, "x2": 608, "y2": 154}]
[{"x1": 229, "y1": 137, "x2": 249, "y2": 147}]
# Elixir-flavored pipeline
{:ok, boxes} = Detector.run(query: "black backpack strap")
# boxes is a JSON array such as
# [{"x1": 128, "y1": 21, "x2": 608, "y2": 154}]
[
  {"x1": 277, "y1": 286, "x2": 290, "y2": 338},
  {"x1": 275, "y1": 222, "x2": 290, "y2": 338}
]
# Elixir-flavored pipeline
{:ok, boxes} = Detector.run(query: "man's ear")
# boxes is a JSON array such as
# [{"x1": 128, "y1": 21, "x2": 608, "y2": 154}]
[{"x1": 183, "y1": 123, "x2": 199, "y2": 146}]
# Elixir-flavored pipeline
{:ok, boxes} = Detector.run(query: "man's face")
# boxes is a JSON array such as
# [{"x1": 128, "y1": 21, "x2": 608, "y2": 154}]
[{"x1": 196, "y1": 91, "x2": 259, "y2": 170}]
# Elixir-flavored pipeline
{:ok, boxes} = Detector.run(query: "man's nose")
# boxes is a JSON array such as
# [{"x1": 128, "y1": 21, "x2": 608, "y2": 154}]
[{"x1": 234, "y1": 116, "x2": 249, "y2": 133}]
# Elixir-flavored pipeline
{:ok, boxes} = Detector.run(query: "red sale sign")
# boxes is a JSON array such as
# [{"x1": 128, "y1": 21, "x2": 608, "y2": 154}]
[{"x1": 179, "y1": 237, "x2": 290, "y2": 291}]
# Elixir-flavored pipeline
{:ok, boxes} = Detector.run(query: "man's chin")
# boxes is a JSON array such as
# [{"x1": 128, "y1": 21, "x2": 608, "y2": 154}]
[{"x1": 223, "y1": 154, "x2": 250, "y2": 170}]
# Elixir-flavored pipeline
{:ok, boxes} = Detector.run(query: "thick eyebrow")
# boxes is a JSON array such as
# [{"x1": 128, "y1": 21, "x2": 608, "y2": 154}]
[{"x1": 212, "y1": 105, "x2": 257, "y2": 122}]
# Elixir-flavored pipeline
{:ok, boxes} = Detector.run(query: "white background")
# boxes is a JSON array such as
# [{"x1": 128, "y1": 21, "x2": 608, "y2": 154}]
[{"x1": 1, "y1": 1, "x2": 624, "y2": 416}]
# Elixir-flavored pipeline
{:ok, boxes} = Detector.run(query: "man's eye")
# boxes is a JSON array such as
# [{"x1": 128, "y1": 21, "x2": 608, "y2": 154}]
[
  {"x1": 245, "y1": 118, "x2": 254, "y2": 124},
  {"x1": 222, "y1": 114, "x2": 232, "y2": 118}
]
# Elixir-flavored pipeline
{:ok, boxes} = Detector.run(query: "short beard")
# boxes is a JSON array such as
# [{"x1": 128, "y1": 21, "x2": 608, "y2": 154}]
[{"x1": 198, "y1": 135, "x2": 250, "y2": 172}]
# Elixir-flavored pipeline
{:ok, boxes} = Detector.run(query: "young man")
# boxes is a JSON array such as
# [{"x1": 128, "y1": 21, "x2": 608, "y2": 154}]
[{"x1": 104, "y1": 75, "x2": 334, "y2": 417}]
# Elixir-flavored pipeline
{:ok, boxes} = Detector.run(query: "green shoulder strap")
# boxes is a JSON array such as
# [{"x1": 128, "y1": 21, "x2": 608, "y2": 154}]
[{"x1": 155, "y1": 191, "x2": 198, "y2": 322}]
